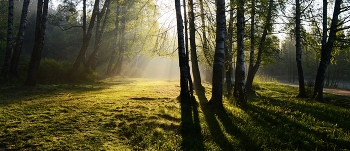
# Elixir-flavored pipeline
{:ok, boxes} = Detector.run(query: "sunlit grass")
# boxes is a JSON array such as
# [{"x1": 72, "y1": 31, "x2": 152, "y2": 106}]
[{"x1": 0, "y1": 77, "x2": 349, "y2": 150}]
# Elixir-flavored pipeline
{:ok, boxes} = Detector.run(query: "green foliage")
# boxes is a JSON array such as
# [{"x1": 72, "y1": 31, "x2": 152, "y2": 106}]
[
  {"x1": 0, "y1": 78, "x2": 349, "y2": 150},
  {"x1": 37, "y1": 58, "x2": 98, "y2": 84}
]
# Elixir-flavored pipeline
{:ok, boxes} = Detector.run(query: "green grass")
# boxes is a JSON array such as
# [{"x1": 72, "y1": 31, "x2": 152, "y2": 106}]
[{"x1": 0, "y1": 78, "x2": 349, "y2": 150}]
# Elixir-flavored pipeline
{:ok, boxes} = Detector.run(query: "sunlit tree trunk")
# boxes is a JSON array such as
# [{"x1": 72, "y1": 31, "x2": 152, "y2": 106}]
[
  {"x1": 183, "y1": 0, "x2": 194, "y2": 97},
  {"x1": 295, "y1": 0, "x2": 307, "y2": 97},
  {"x1": 246, "y1": 0, "x2": 273, "y2": 92},
  {"x1": 188, "y1": 0, "x2": 203, "y2": 91},
  {"x1": 9, "y1": 0, "x2": 30, "y2": 77},
  {"x1": 199, "y1": 0, "x2": 212, "y2": 67},
  {"x1": 70, "y1": 0, "x2": 100, "y2": 75},
  {"x1": 85, "y1": 0, "x2": 111, "y2": 71},
  {"x1": 314, "y1": 0, "x2": 341, "y2": 101},
  {"x1": 234, "y1": 0, "x2": 247, "y2": 105},
  {"x1": 175, "y1": 0, "x2": 191, "y2": 102},
  {"x1": 208, "y1": 0, "x2": 226, "y2": 107},
  {"x1": 115, "y1": 10, "x2": 126, "y2": 75},
  {"x1": 2, "y1": 0, "x2": 14, "y2": 75},
  {"x1": 25, "y1": 0, "x2": 49, "y2": 86},
  {"x1": 225, "y1": 0, "x2": 234, "y2": 97}
]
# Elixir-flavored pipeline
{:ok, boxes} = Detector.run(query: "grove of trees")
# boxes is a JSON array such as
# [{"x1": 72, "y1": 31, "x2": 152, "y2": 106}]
[{"x1": 1, "y1": 0, "x2": 350, "y2": 105}]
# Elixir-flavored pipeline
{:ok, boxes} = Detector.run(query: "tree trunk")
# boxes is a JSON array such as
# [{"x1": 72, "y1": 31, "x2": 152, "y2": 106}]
[
  {"x1": 208, "y1": 0, "x2": 226, "y2": 107},
  {"x1": 314, "y1": 0, "x2": 341, "y2": 101},
  {"x1": 234, "y1": 0, "x2": 247, "y2": 106},
  {"x1": 25, "y1": 0, "x2": 49, "y2": 86},
  {"x1": 295, "y1": 0, "x2": 307, "y2": 97},
  {"x1": 188, "y1": 0, "x2": 203, "y2": 91},
  {"x1": 106, "y1": 4, "x2": 120, "y2": 75},
  {"x1": 175, "y1": 0, "x2": 191, "y2": 102},
  {"x1": 115, "y1": 10, "x2": 126, "y2": 75},
  {"x1": 225, "y1": 1, "x2": 234, "y2": 97},
  {"x1": 183, "y1": 0, "x2": 194, "y2": 97},
  {"x1": 9, "y1": 0, "x2": 30, "y2": 77},
  {"x1": 246, "y1": 0, "x2": 273, "y2": 92},
  {"x1": 246, "y1": 0, "x2": 255, "y2": 93},
  {"x1": 2, "y1": 0, "x2": 14, "y2": 75},
  {"x1": 199, "y1": 0, "x2": 212, "y2": 66},
  {"x1": 85, "y1": 0, "x2": 111, "y2": 71},
  {"x1": 70, "y1": 0, "x2": 100, "y2": 75}
]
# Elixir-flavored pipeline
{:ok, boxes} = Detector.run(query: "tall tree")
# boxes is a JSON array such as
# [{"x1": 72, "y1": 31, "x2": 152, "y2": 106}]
[
  {"x1": 70, "y1": 0, "x2": 100, "y2": 75},
  {"x1": 25, "y1": 0, "x2": 50, "y2": 86},
  {"x1": 208, "y1": 0, "x2": 225, "y2": 107},
  {"x1": 313, "y1": 0, "x2": 342, "y2": 101},
  {"x1": 85, "y1": 0, "x2": 111, "y2": 71},
  {"x1": 9, "y1": 0, "x2": 31, "y2": 77},
  {"x1": 188, "y1": 0, "x2": 203, "y2": 90},
  {"x1": 295, "y1": 0, "x2": 307, "y2": 97},
  {"x1": 234, "y1": 0, "x2": 247, "y2": 105},
  {"x1": 225, "y1": 0, "x2": 234, "y2": 97},
  {"x1": 113, "y1": 7, "x2": 126, "y2": 75},
  {"x1": 246, "y1": 0, "x2": 274, "y2": 92},
  {"x1": 175, "y1": 0, "x2": 191, "y2": 102},
  {"x1": 106, "y1": 4, "x2": 120, "y2": 75},
  {"x1": 2, "y1": 0, "x2": 14, "y2": 75}
]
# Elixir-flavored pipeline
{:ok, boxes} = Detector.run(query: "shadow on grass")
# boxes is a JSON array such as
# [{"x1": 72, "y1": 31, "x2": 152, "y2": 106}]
[
  {"x1": 195, "y1": 90, "x2": 259, "y2": 150},
  {"x1": 180, "y1": 96, "x2": 205, "y2": 150},
  {"x1": 0, "y1": 80, "x2": 132, "y2": 106}
]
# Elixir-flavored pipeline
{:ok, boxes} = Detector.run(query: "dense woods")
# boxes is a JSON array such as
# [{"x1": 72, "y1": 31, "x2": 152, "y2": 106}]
[{"x1": 1, "y1": 0, "x2": 350, "y2": 150}]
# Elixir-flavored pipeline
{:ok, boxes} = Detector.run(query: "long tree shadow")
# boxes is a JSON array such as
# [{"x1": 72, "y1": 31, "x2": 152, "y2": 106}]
[
  {"x1": 180, "y1": 96, "x2": 205, "y2": 150},
  {"x1": 195, "y1": 90, "x2": 259, "y2": 150}
]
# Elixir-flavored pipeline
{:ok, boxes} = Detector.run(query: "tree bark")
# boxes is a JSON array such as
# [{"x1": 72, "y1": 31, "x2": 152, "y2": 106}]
[
  {"x1": 199, "y1": 0, "x2": 212, "y2": 66},
  {"x1": 209, "y1": 0, "x2": 226, "y2": 107},
  {"x1": 9, "y1": 0, "x2": 30, "y2": 77},
  {"x1": 295, "y1": 0, "x2": 307, "y2": 97},
  {"x1": 25, "y1": 0, "x2": 49, "y2": 86},
  {"x1": 2, "y1": 0, "x2": 14, "y2": 75},
  {"x1": 175, "y1": 0, "x2": 191, "y2": 102},
  {"x1": 246, "y1": 0, "x2": 273, "y2": 92},
  {"x1": 313, "y1": 0, "x2": 341, "y2": 101},
  {"x1": 188, "y1": 0, "x2": 203, "y2": 91},
  {"x1": 115, "y1": 9, "x2": 126, "y2": 75},
  {"x1": 234, "y1": 0, "x2": 247, "y2": 105}
]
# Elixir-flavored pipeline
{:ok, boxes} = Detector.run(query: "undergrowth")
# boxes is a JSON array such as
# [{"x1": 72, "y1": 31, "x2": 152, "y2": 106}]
[{"x1": 0, "y1": 78, "x2": 349, "y2": 150}]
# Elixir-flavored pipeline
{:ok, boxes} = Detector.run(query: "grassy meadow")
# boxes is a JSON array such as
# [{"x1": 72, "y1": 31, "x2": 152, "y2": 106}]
[{"x1": 0, "y1": 77, "x2": 349, "y2": 150}]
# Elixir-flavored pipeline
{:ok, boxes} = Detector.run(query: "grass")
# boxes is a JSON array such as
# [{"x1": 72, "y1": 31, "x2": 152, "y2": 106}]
[{"x1": 0, "y1": 77, "x2": 349, "y2": 150}]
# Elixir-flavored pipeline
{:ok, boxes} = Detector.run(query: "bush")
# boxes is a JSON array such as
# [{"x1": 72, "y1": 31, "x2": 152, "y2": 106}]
[{"x1": 38, "y1": 58, "x2": 99, "y2": 84}]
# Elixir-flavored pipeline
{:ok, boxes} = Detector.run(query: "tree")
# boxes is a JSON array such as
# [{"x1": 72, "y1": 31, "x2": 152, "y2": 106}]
[
  {"x1": 208, "y1": 0, "x2": 225, "y2": 107},
  {"x1": 85, "y1": 0, "x2": 111, "y2": 71},
  {"x1": 295, "y1": 0, "x2": 307, "y2": 97},
  {"x1": 9, "y1": 0, "x2": 31, "y2": 77},
  {"x1": 246, "y1": 0, "x2": 274, "y2": 92},
  {"x1": 188, "y1": 0, "x2": 203, "y2": 91},
  {"x1": 25, "y1": 0, "x2": 50, "y2": 86},
  {"x1": 70, "y1": 0, "x2": 100, "y2": 75},
  {"x1": 106, "y1": 4, "x2": 120, "y2": 75},
  {"x1": 313, "y1": 0, "x2": 342, "y2": 101},
  {"x1": 234, "y1": 0, "x2": 247, "y2": 105},
  {"x1": 175, "y1": 0, "x2": 191, "y2": 102},
  {"x1": 225, "y1": 0, "x2": 234, "y2": 97},
  {"x1": 2, "y1": 0, "x2": 14, "y2": 75}
]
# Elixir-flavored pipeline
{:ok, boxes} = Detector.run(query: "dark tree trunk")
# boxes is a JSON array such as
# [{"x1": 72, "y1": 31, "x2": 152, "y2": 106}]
[
  {"x1": 208, "y1": 0, "x2": 226, "y2": 107},
  {"x1": 9, "y1": 0, "x2": 30, "y2": 77},
  {"x1": 295, "y1": 0, "x2": 307, "y2": 97},
  {"x1": 2, "y1": 0, "x2": 14, "y2": 75},
  {"x1": 175, "y1": 0, "x2": 191, "y2": 102},
  {"x1": 313, "y1": 0, "x2": 341, "y2": 101},
  {"x1": 246, "y1": 0, "x2": 273, "y2": 92},
  {"x1": 25, "y1": 0, "x2": 49, "y2": 86},
  {"x1": 183, "y1": 0, "x2": 194, "y2": 97},
  {"x1": 106, "y1": 4, "x2": 120, "y2": 75},
  {"x1": 85, "y1": 0, "x2": 111, "y2": 71},
  {"x1": 115, "y1": 11, "x2": 126, "y2": 75},
  {"x1": 70, "y1": 0, "x2": 100, "y2": 74},
  {"x1": 199, "y1": 0, "x2": 212, "y2": 66},
  {"x1": 234, "y1": 0, "x2": 247, "y2": 106},
  {"x1": 246, "y1": 0, "x2": 255, "y2": 93},
  {"x1": 225, "y1": 2, "x2": 234, "y2": 97},
  {"x1": 188, "y1": 0, "x2": 203, "y2": 91}
]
